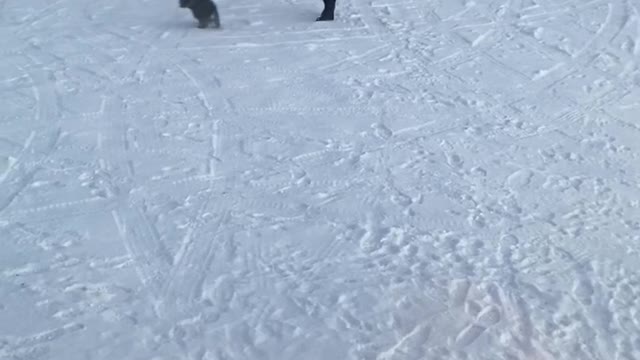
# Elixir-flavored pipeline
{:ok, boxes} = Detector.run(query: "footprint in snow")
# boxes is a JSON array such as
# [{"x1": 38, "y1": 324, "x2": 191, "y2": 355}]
[
  {"x1": 0, "y1": 156, "x2": 16, "y2": 181},
  {"x1": 372, "y1": 123, "x2": 393, "y2": 140}
]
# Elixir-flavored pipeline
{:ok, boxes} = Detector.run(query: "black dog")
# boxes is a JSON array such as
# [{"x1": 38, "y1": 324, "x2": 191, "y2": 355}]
[
  {"x1": 180, "y1": 0, "x2": 220, "y2": 29},
  {"x1": 317, "y1": 0, "x2": 335, "y2": 21}
]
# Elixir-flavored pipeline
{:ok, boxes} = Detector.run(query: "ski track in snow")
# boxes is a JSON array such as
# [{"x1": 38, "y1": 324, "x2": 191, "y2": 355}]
[{"x1": 1, "y1": 0, "x2": 640, "y2": 358}]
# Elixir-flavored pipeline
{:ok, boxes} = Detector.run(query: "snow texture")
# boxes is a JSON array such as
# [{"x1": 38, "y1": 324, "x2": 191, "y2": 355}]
[{"x1": 1, "y1": 0, "x2": 640, "y2": 359}]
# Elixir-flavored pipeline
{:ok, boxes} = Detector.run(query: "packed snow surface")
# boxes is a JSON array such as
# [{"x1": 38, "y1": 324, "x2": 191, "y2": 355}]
[{"x1": 2, "y1": 0, "x2": 640, "y2": 359}]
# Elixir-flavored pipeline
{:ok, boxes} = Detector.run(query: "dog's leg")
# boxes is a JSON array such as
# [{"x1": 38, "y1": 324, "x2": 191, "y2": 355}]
[
  {"x1": 211, "y1": 5, "x2": 221, "y2": 28},
  {"x1": 197, "y1": 18, "x2": 209, "y2": 28},
  {"x1": 316, "y1": 0, "x2": 335, "y2": 21}
]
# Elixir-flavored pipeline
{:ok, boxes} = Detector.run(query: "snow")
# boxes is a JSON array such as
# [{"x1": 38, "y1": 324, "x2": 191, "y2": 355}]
[{"x1": 1, "y1": 0, "x2": 640, "y2": 358}]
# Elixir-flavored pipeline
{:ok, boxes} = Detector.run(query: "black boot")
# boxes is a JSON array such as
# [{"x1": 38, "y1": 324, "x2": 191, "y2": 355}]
[{"x1": 316, "y1": 0, "x2": 335, "y2": 21}]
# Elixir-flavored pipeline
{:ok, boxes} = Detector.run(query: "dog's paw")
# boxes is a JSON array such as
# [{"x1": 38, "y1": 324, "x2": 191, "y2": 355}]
[{"x1": 316, "y1": 13, "x2": 334, "y2": 21}]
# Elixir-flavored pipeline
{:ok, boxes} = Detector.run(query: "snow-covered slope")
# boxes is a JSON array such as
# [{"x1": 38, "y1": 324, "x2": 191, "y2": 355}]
[{"x1": 2, "y1": 0, "x2": 640, "y2": 358}]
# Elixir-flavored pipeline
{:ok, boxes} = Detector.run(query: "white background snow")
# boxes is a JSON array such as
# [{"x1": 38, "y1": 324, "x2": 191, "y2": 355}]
[{"x1": 2, "y1": 0, "x2": 640, "y2": 359}]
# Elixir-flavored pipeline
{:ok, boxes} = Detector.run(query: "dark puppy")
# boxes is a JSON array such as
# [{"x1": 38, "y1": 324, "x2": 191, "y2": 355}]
[
  {"x1": 317, "y1": 0, "x2": 335, "y2": 21},
  {"x1": 180, "y1": 0, "x2": 220, "y2": 29}
]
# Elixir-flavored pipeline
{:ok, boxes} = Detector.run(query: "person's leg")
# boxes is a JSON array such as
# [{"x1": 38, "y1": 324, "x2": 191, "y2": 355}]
[{"x1": 316, "y1": 0, "x2": 335, "y2": 21}]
